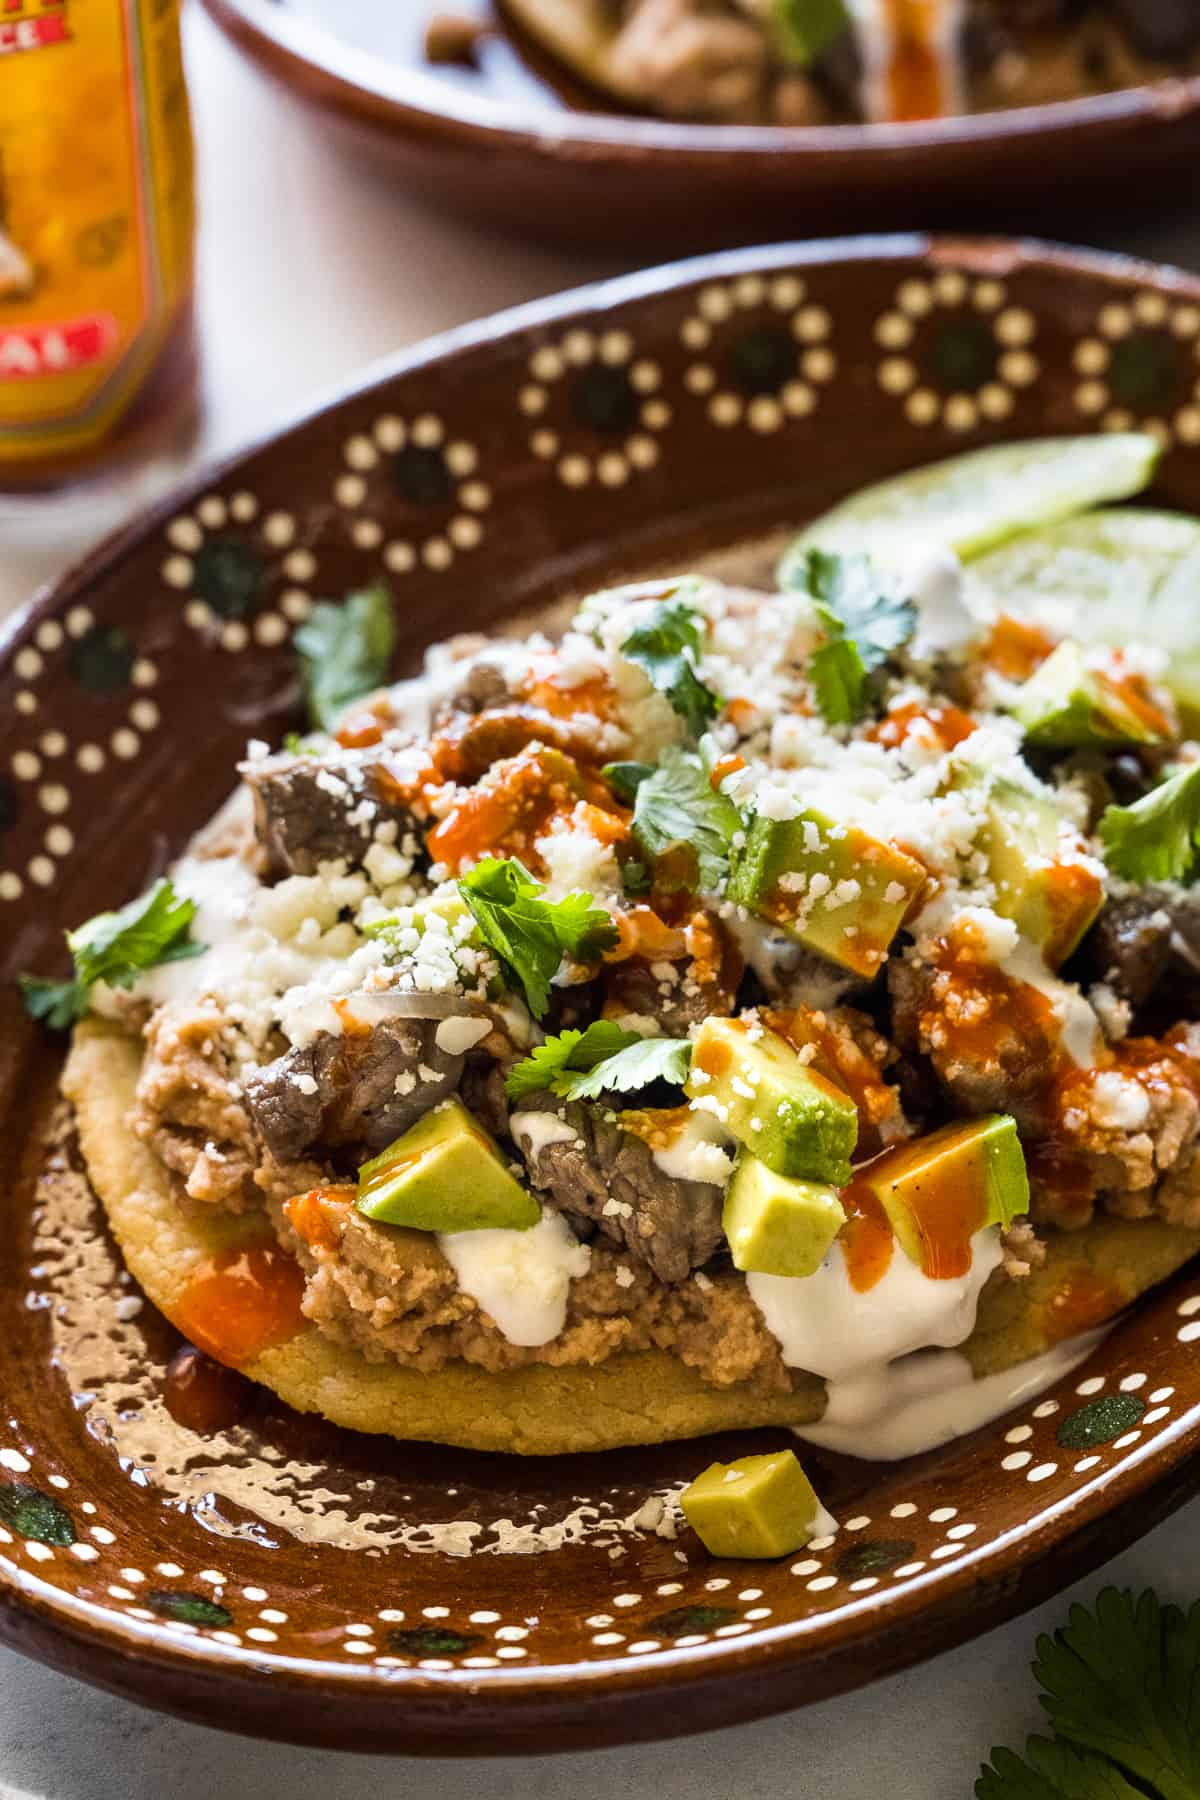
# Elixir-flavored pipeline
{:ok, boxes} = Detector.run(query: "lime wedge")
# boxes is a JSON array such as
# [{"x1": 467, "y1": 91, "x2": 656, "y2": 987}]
[
  {"x1": 779, "y1": 434, "x2": 1161, "y2": 581},
  {"x1": 967, "y1": 508, "x2": 1200, "y2": 712}
]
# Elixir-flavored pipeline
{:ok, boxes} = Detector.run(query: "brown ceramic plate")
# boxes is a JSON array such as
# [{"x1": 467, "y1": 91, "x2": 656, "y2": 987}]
[
  {"x1": 199, "y1": 0, "x2": 1200, "y2": 253},
  {"x1": 5, "y1": 235, "x2": 1200, "y2": 1755}
]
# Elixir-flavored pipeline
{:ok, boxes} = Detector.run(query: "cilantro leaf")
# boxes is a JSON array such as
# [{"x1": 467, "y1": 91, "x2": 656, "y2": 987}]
[
  {"x1": 505, "y1": 1021, "x2": 640, "y2": 1100},
  {"x1": 18, "y1": 976, "x2": 88, "y2": 1031},
  {"x1": 458, "y1": 857, "x2": 617, "y2": 1019},
  {"x1": 808, "y1": 630, "x2": 868, "y2": 726},
  {"x1": 21, "y1": 878, "x2": 204, "y2": 1030},
  {"x1": 770, "y1": 0, "x2": 849, "y2": 65},
  {"x1": 68, "y1": 879, "x2": 203, "y2": 991},
  {"x1": 563, "y1": 1033, "x2": 692, "y2": 1101},
  {"x1": 602, "y1": 761, "x2": 655, "y2": 804},
  {"x1": 620, "y1": 600, "x2": 719, "y2": 738},
  {"x1": 792, "y1": 549, "x2": 916, "y2": 725},
  {"x1": 977, "y1": 1736, "x2": 1145, "y2": 1800},
  {"x1": 505, "y1": 1021, "x2": 692, "y2": 1102},
  {"x1": 295, "y1": 581, "x2": 395, "y2": 731},
  {"x1": 1031, "y1": 1589, "x2": 1200, "y2": 1800},
  {"x1": 801, "y1": 549, "x2": 916, "y2": 669},
  {"x1": 629, "y1": 747, "x2": 741, "y2": 895},
  {"x1": 1099, "y1": 763, "x2": 1200, "y2": 884}
]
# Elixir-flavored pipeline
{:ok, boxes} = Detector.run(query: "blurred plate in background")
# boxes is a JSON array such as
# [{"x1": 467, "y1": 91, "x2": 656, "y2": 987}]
[{"x1": 201, "y1": 0, "x2": 1200, "y2": 252}]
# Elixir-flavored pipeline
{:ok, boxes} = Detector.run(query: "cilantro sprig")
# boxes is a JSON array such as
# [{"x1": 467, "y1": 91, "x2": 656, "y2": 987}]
[
  {"x1": 619, "y1": 598, "x2": 719, "y2": 738},
  {"x1": 20, "y1": 878, "x2": 205, "y2": 1029},
  {"x1": 978, "y1": 1589, "x2": 1200, "y2": 1800},
  {"x1": 295, "y1": 580, "x2": 395, "y2": 731},
  {"x1": 457, "y1": 857, "x2": 617, "y2": 1019},
  {"x1": 791, "y1": 548, "x2": 916, "y2": 726},
  {"x1": 615, "y1": 745, "x2": 741, "y2": 897},
  {"x1": 770, "y1": 0, "x2": 849, "y2": 65},
  {"x1": 1099, "y1": 763, "x2": 1200, "y2": 885},
  {"x1": 505, "y1": 1020, "x2": 692, "y2": 1103}
]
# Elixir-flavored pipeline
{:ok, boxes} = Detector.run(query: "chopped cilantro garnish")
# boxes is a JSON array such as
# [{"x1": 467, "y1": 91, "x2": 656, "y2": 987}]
[
  {"x1": 18, "y1": 975, "x2": 88, "y2": 1031},
  {"x1": 20, "y1": 878, "x2": 205, "y2": 1030},
  {"x1": 809, "y1": 631, "x2": 869, "y2": 727},
  {"x1": 790, "y1": 548, "x2": 916, "y2": 725},
  {"x1": 619, "y1": 599, "x2": 719, "y2": 738},
  {"x1": 1099, "y1": 763, "x2": 1200, "y2": 884},
  {"x1": 295, "y1": 581, "x2": 395, "y2": 731},
  {"x1": 602, "y1": 761, "x2": 656, "y2": 804},
  {"x1": 977, "y1": 1589, "x2": 1200, "y2": 1800},
  {"x1": 457, "y1": 857, "x2": 617, "y2": 1019},
  {"x1": 770, "y1": 0, "x2": 849, "y2": 65},
  {"x1": 506, "y1": 1021, "x2": 692, "y2": 1103},
  {"x1": 627, "y1": 746, "x2": 741, "y2": 896}
]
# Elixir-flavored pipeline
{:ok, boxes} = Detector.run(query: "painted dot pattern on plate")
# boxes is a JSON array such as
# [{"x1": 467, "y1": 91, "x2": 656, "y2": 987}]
[{"x1": 3, "y1": 249, "x2": 1200, "y2": 1722}]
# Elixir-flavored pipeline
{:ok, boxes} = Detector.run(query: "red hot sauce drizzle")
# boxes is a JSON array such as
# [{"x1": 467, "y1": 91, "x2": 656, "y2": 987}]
[{"x1": 173, "y1": 1241, "x2": 307, "y2": 1369}]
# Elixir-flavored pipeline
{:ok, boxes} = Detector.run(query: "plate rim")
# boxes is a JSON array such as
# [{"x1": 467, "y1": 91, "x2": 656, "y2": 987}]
[
  {"x1": 6, "y1": 231, "x2": 1200, "y2": 1751},
  {"x1": 200, "y1": 0, "x2": 1200, "y2": 164}
]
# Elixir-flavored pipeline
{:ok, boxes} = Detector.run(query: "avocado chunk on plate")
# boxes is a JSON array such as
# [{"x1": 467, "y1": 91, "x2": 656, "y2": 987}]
[
  {"x1": 723, "y1": 1149, "x2": 846, "y2": 1278},
  {"x1": 777, "y1": 434, "x2": 1160, "y2": 578},
  {"x1": 960, "y1": 768, "x2": 1104, "y2": 969},
  {"x1": 849, "y1": 1115, "x2": 1029, "y2": 1278},
  {"x1": 685, "y1": 1016, "x2": 858, "y2": 1186},
  {"x1": 357, "y1": 1096, "x2": 540, "y2": 1232},
  {"x1": 727, "y1": 809, "x2": 925, "y2": 979},
  {"x1": 1010, "y1": 640, "x2": 1173, "y2": 750},
  {"x1": 681, "y1": 1450, "x2": 826, "y2": 1559}
]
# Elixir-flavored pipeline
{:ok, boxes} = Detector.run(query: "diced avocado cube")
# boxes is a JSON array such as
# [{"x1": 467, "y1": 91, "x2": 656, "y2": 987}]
[
  {"x1": 962, "y1": 770, "x2": 1104, "y2": 969},
  {"x1": 1011, "y1": 641, "x2": 1172, "y2": 750},
  {"x1": 723, "y1": 1150, "x2": 845, "y2": 1278},
  {"x1": 851, "y1": 1115, "x2": 1029, "y2": 1278},
  {"x1": 727, "y1": 810, "x2": 925, "y2": 978},
  {"x1": 357, "y1": 1097, "x2": 539, "y2": 1233},
  {"x1": 681, "y1": 1450, "x2": 825, "y2": 1559},
  {"x1": 685, "y1": 1016, "x2": 858, "y2": 1185}
]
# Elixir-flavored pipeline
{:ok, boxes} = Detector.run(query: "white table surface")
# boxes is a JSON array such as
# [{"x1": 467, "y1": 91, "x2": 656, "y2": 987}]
[{"x1": 4, "y1": 11, "x2": 1200, "y2": 1794}]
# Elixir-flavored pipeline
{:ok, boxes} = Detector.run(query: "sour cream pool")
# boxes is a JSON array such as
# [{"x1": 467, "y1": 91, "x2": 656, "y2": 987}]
[
  {"x1": 439, "y1": 1208, "x2": 592, "y2": 1347},
  {"x1": 749, "y1": 1226, "x2": 1006, "y2": 1458}
]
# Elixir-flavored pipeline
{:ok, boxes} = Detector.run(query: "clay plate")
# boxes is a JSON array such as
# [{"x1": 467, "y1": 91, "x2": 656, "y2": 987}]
[
  {"x1": 199, "y1": 0, "x2": 1200, "y2": 253},
  {"x1": 5, "y1": 236, "x2": 1200, "y2": 1755}
]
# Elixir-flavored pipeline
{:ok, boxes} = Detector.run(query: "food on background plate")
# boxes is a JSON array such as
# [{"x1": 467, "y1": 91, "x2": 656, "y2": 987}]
[
  {"x1": 28, "y1": 432, "x2": 1200, "y2": 1482},
  {"x1": 496, "y1": 0, "x2": 1200, "y2": 127}
]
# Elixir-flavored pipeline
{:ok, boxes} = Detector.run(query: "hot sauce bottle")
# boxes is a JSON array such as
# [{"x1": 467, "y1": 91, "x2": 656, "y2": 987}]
[{"x1": 0, "y1": 0, "x2": 199, "y2": 487}]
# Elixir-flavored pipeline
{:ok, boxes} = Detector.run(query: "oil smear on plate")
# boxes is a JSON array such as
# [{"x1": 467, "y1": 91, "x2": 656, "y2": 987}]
[{"x1": 27, "y1": 1106, "x2": 685, "y2": 1558}]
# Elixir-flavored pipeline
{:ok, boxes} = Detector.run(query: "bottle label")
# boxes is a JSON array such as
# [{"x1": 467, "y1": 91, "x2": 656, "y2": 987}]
[{"x1": 0, "y1": 0, "x2": 195, "y2": 464}]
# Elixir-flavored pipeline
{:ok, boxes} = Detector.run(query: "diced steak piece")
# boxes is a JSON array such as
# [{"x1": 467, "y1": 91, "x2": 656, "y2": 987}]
[
  {"x1": 430, "y1": 704, "x2": 622, "y2": 783},
  {"x1": 887, "y1": 951, "x2": 1057, "y2": 1134},
  {"x1": 131, "y1": 1001, "x2": 327, "y2": 1212},
  {"x1": 604, "y1": 957, "x2": 724, "y2": 1036},
  {"x1": 1105, "y1": 0, "x2": 1200, "y2": 58},
  {"x1": 459, "y1": 1050, "x2": 512, "y2": 1142},
  {"x1": 431, "y1": 652, "x2": 518, "y2": 725},
  {"x1": 245, "y1": 1017, "x2": 464, "y2": 1161},
  {"x1": 1084, "y1": 895, "x2": 1173, "y2": 1008},
  {"x1": 605, "y1": 912, "x2": 742, "y2": 1037},
  {"x1": 608, "y1": 0, "x2": 769, "y2": 121},
  {"x1": 512, "y1": 1094, "x2": 725, "y2": 1284},
  {"x1": 240, "y1": 751, "x2": 409, "y2": 878}
]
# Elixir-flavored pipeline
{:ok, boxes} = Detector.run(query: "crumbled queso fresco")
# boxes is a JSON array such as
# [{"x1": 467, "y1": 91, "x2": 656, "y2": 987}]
[{"x1": 63, "y1": 473, "x2": 1200, "y2": 1463}]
